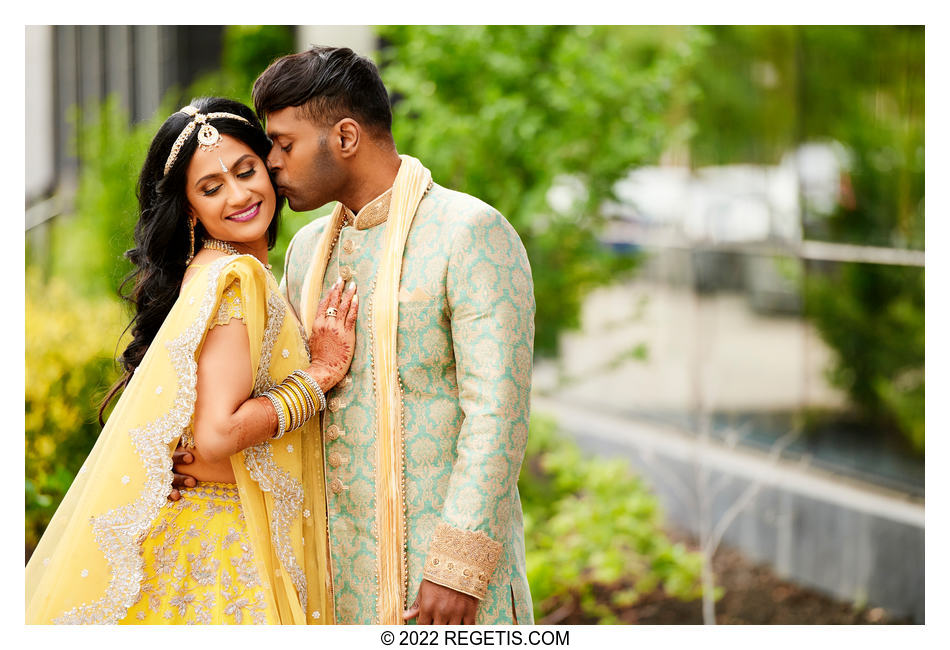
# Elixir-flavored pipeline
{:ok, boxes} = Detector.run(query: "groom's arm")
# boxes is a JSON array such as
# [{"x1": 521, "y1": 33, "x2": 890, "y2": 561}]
[{"x1": 409, "y1": 205, "x2": 535, "y2": 622}]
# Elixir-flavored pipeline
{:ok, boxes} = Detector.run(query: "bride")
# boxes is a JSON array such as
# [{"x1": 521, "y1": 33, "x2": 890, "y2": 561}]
[{"x1": 25, "y1": 97, "x2": 355, "y2": 624}]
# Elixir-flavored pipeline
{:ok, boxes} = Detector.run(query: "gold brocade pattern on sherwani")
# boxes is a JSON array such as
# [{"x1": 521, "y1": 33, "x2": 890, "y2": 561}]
[
  {"x1": 26, "y1": 255, "x2": 332, "y2": 625},
  {"x1": 280, "y1": 179, "x2": 536, "y2": 624}
]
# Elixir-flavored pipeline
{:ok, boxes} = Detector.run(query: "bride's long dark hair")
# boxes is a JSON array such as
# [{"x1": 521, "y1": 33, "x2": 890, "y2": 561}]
[{"x1": 99, "y1": 97, "x2": 284, "y2": 423}]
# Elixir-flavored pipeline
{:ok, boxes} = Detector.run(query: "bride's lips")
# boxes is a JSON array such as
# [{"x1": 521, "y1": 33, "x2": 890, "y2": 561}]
[{"x1": 227, "y1": 202, "x2": 260, "y2": 223}]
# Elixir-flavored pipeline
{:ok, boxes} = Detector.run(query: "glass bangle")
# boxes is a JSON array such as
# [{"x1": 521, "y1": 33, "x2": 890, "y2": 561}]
[
  {"x1": 294, "y1": 370, "x2": 327, "y2": 411},
  {"x1": 285, "y1": 380, "x2": 312, "y2": 426},
  {"x1": 263, "y1": 392, "x2": 287, "y2": 439},
  {"x1": 287, "y1": 375, "x2": 316, "y2": 417},
  {"x1": 273, "y1": 384, "x2": 300, "y2": 432}
]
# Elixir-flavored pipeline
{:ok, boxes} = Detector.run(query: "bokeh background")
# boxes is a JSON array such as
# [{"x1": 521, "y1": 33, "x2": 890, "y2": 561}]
[{"x1": 24, "y1": 25, "x2": 924, "y2": 624}]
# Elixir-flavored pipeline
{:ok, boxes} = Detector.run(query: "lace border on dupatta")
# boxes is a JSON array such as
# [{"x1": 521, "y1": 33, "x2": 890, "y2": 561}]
[
  {"x1": 54, "y1": 256, "x2": 231, "y2": 624},
  {"x1": 243, "y1": 283, "x2": 308, "y2": 612}
]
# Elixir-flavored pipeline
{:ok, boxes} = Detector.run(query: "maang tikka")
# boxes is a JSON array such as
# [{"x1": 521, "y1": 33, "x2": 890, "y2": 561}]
[{"x1": 163, "y1": 105, "x2": 250, "y2": 176}]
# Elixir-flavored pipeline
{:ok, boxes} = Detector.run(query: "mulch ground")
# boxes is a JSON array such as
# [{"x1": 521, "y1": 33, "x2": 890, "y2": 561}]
[{"x1": 539, "y1": 532, "x2": 913, "y2": 625}]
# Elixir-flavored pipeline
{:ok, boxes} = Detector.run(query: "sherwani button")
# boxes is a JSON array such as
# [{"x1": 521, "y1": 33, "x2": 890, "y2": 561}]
[
  {"x1": 339, "y1": 266, "x2": 353, "y2": 281},
  {"x1": 328, "y1": 452, "x2": 346, "y2": 468},
  {"x1": 326, "y1": 424, "x2": 342, "y2": 440},
  {"x1": 342, "y1": 240, "x2": 355, "y2": 254},
  {"x1": 329, "y1": 397, "x2": 342, "y2": 412},
  {"x1": 329, "y1": 478, "x2": 345, "y2": 495}
]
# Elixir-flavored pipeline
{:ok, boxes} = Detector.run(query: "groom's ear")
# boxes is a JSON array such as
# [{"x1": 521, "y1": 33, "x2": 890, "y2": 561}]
[{"x1": 335, "y1": 118, "x2": 361, "y2": 159}]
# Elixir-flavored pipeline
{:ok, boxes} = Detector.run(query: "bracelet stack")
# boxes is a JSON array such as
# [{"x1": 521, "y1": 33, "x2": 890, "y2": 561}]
[{"x1": 262, "y1": 369, "x2": 328, "y2": 439}]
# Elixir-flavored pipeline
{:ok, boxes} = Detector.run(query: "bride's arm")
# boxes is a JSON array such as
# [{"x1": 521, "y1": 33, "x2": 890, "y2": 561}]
[{"x1": 191, "y1": 279, "x2": 357, "y2": 464}]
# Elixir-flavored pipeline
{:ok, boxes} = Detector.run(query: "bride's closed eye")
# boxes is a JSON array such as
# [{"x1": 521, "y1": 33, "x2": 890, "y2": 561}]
[{"x1": 201, "y1": 167, "x2": 257, "y2": 196}]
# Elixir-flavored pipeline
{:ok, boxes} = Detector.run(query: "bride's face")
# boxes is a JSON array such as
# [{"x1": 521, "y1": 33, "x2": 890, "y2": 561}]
[{"x1": 184, "y1": 134, "x2": 276, "y2": 248}]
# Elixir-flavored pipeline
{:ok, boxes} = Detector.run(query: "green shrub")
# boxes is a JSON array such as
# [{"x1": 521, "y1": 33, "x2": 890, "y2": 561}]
[
  {"x1": 805, "y1": 263, "x2": 924, "y2": 453},
  {"x1": 377, "y1": 26, "x2": 704, "y2": 355},
  {"x1": 687, "y1": 26, "x2": 924, "y2": 452},
  {"x1": 221, "y1": 25, "x2": 296, "y2": 100},
  {"x1": 519, "y1": 415, "x2": 705, "y2": 622},
  {"x1": 25, "y1": 270, "x2": 127, "y2": 554},
  {"x1": 44, "y1": 97, "x2": 164, "y2": 297}
]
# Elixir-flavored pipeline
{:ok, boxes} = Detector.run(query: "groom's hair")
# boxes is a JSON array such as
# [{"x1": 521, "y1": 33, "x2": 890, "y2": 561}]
[{"x1": 253, "y1": 46, "x2": 393, "y2": 139}]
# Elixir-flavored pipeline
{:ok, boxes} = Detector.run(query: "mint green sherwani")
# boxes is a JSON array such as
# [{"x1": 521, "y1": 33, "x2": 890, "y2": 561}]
[{"x1": 280, "y1": 181, "x2": 535, "y2": 624}]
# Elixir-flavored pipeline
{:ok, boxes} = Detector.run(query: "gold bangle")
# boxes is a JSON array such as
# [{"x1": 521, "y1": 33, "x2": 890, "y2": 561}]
[
  {"x1": 288, "y1": 372, "x2": 315, "y2": 403},
  {"x1": 287, "y1": 375, "x2": 316, "y2": 419},
  {"x1": 276, "y1": 390, "x2": 293, "y2": 431},
  {"x1": 273, "y1": 384, "x2": 300, "y2": 431},
  {"x1": 286, "y1": 381, "x2": 310, "y2": 428},
  {"x1": 282, "y1": 383, "x2": 303, "y2": 431},
  {"x1": 283, "y1": 382, "x2": 307, "y2": 431}
]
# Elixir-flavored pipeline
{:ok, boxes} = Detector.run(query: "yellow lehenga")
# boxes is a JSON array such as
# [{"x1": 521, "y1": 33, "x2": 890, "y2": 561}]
[
  {"x1": 120, "y1": 482, "x2": 277, "y2": 624},
  {"x1": 25, "y1": 255, "x2": 333, "y2": 625}
]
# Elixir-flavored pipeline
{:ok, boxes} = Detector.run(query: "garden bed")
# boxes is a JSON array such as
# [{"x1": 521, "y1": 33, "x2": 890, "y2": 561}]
[{"x1": 539, "y1": 532, "x2": 913, "y2": 625}]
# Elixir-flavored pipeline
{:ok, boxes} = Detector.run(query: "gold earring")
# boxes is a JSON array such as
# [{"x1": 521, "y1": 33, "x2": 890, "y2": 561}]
[{"x1": 186, "y1": 219, "x2": 195, "y2": 264}]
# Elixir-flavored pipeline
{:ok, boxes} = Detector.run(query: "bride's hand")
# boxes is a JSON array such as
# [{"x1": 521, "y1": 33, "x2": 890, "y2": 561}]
[{"x1": 306, "y1": 277, "x2": 358, "y2": 391}]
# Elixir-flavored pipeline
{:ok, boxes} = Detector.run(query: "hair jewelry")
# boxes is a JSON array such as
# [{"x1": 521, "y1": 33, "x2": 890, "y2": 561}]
[{"x1": 163, "y1": 105, "x2": 250, "y2": 176}]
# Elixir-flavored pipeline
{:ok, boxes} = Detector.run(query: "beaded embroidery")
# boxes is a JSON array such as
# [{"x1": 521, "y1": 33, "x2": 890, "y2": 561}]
[
  {"x1": 242, "y1": 278, "x2": 309, "y2": 611},
  {"x1": 181, "y1": 279, "x2": 246, "y2": 450},
  {"x1": 54, "y1": 256, "x2": 231, "y2": 624},
  {"x1": 423, "y1": 523, "x2": 503, "y2": 600},
  {"x1": 122, "y1": 483, "x2": 270, "y2": 624},
  {"x1": 209, "y1": 280, "x2": 244, "y2": 329}
]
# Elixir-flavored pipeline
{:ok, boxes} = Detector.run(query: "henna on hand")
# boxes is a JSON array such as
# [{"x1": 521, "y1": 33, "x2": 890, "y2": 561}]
[{"x1": 308, "y1": 278, "x2": 359, "y2": 391}]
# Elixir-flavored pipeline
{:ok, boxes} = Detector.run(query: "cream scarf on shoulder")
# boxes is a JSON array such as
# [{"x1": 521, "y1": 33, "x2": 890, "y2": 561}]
[{"x1": 299, "y1": 155, "x2": 432, "y2": 624}]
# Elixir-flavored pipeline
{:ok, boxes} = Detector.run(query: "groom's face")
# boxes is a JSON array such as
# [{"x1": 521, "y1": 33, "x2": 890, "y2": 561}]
[{"x1": 264, "y1": 105, "x2": 346, "y2": 212}]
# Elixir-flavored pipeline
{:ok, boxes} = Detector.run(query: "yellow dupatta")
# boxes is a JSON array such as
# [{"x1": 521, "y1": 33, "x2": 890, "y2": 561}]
[
  {"x1": 298, "y1": 155, "x2": 432, "y2": 624},
  {"x1": 25, "y1": 255, "x2": 333, "y2": 624}
]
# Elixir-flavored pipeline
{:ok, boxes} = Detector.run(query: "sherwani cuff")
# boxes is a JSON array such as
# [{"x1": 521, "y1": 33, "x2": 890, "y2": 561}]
[{"x1": 423, "y1": 522, "x2": 503, "y2": 600}]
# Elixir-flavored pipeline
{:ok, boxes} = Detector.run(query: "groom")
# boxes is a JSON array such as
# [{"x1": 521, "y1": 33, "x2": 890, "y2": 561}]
[{"x1": 179, "y1": 46, "x2": 535, "y2": 624}]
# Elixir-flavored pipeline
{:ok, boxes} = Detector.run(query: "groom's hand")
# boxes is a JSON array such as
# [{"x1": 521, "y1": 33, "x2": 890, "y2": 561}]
[
  {"x1": 168, "y1": 446, "x2": 197, "y2": 501},
  {"x1": 403, "y1": 579, "x2": 477, "y2": 625}
]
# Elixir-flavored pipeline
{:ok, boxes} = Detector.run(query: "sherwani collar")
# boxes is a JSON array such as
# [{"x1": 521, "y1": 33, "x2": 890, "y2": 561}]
[{"x1": 341, "y1": 187, "x2": 393, "y2": 230}]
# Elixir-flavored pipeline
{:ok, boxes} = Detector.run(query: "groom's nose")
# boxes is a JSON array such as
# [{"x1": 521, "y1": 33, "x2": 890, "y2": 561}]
[{"x1": 266, "y1": 148, "x2": 281, "y2": 172}]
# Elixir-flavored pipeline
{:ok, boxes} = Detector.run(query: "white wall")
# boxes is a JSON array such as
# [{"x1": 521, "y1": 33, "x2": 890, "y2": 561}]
[
  {"x1": 296, "y1": 26, "x2": 376, "y2": 57},
  {"x1": 25, "y1": 25, "x2": 55, "y2": 203}
]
